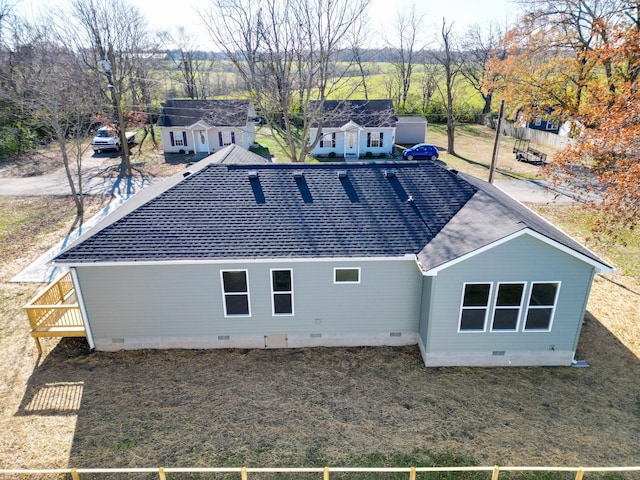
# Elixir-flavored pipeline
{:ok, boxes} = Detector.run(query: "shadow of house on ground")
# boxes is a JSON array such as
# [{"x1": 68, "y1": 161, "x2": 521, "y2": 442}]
[{"x1": 15, "y1": 315, "x2": 640, "y2": 476}]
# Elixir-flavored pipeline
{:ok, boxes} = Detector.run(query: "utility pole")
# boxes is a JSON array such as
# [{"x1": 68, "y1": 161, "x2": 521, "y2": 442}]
[
  {"x1": 488, "y1": 100, "x2": 505, "y2": 184},
  {"x1": 103, "y1": 45, "x2": 132, "y2": 177}
]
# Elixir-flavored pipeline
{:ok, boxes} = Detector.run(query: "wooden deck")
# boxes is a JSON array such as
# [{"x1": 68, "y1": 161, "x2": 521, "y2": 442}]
[{"x1": 23, "y1": 272, "x2": 85, "y2": 354}]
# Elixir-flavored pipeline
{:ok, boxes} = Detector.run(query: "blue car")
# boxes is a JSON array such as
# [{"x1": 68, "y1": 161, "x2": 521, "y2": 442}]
[{"x1": 402, "y1": 143, "x2": 439, "y2": 161}]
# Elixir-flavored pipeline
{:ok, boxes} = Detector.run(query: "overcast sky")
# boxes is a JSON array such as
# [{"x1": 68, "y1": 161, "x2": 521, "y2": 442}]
[{"x1": 17, "y1": 0, "x2": 518, "y2": 49}]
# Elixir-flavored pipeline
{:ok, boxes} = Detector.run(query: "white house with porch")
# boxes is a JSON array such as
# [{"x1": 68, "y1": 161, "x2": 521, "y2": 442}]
[
  {"x1": 157, "y1": 99, "x2": 258, "y2": 154},
  {"x1": 308, "y1": 100, "x2": 397, "y2": 160}
]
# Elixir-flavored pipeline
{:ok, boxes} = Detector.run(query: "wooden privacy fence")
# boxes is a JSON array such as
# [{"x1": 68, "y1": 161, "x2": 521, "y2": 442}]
[
  {"x1": 23, "y1": 271, "x2": 85, "y2": 355},
  {"x1": 0, "y1": 465, "x2": 638, "y2": 479}
]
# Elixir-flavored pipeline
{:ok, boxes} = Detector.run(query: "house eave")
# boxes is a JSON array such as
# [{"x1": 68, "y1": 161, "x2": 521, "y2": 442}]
[
  {"x1": 419, "y1": 228, "x2": 615, "y2": 276},
  {"x1": 54, "y1": 253, "x2": 418, "y2": 268}
]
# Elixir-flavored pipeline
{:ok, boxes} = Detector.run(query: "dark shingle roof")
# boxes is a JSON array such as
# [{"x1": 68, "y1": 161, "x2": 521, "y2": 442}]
[
  {"x1": 54, "y1": 159, "x2": 475, "y2": 263},
  {"x1": 311, "y1": 100, "x2": 397, "y2": 128},
  {"x1": 417, "y1": 172, "x2": 612, "y2": 272},
  {"x1": 53, "y1": 149, "x2": 613, "y2": 274},
  {"x1": 157, "y1": 99, "x2": 252, "y2": 128}
]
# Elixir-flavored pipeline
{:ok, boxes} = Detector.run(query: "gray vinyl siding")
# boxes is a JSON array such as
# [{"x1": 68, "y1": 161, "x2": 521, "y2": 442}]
[
  {"x1": 76, "y1": 259, "x2": 422, "y2": 344},
  {"x1": 419, "y1": 276, "x2": 434, "y2": 341},
  {"x1": 421, "y1": 234, "x2": 595, "y2": 355}
]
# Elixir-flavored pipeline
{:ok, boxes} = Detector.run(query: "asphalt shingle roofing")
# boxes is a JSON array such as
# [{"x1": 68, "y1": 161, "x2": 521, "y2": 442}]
[
  {"x1": 311, "y1": 100, "x2": 397, "y2": 128},
  {"x1": 54, "y1": 145, "x2": 612, "y2": 272},
  {"x1": 157, "y1": 99, "x2": 252, "y2": 128}
]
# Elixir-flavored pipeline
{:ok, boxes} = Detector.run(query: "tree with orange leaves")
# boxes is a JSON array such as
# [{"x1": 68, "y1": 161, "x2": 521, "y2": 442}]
[
  {"x1": 489, "y1": 1, "x2": 640, "y2": 238},
  {"x1": 549, "y1": 13, "x2": 640, "y2": 238}
]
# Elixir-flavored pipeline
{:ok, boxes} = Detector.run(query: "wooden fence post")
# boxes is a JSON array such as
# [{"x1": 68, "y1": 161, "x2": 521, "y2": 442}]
[{"x1": 491, "y1": 465, "x2": 500, "y2": 480}]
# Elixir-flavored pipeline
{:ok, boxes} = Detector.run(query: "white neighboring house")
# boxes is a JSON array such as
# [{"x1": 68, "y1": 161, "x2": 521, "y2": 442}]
[
  {"x1": 308, "y1": 100, "x2": 397, "y2": 160},
  {"x1": 157, "y1": 99, "x2": 259, "y2": 154}
]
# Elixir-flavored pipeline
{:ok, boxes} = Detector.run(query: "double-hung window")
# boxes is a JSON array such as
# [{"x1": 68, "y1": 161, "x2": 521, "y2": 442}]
[
  {"x1": 367, "y1": 132, "x2": 383, "y2": 148},
  {"x1": 524, "y1": 282, "x2": 560, "y2": 331},
  {"x1": 218, "y1": 131, "x2": 236, "y2": 146},
  {"x1": 491, "y1": 283, "x2": 525, "y2": 331},
  {"x1": 221, "y1": 270, "x2": 250, "y2": 316},
  {"x1": 320, "y1": 132, "x2": 336, "y2": 148},
  {"x1": 271, "y1": 269, "x2": 293, "y2": 315},
  {"x1": 459, "y1": 283, "x2": 491, "y2": 332},
  {"x1": 170, "y1": 131, "x2": 187, "y2": 147}
]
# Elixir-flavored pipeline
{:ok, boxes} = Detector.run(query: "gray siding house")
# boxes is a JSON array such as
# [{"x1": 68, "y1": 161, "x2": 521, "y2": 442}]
[{"x1": 53, "y1": 145, "x2": 613, "y2": 367}]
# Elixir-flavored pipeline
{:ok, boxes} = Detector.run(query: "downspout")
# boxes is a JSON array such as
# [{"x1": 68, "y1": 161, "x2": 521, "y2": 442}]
[{"x1": 70, "y1": 267, "x2": 96, "y2": 351}]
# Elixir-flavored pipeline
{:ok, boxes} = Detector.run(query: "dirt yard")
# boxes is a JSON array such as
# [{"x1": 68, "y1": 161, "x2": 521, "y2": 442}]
[
  {"x1": 0, "y1": 130, "x2": 638, "y2": 478},
  {"x1": 0, "y1": 197, "x2": 638, "y2": 477}
]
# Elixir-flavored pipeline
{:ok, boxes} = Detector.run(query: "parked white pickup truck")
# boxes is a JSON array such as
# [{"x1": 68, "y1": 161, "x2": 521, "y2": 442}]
[{"x1": 91, "y1": 126, "x2": 136, "y2": 153}]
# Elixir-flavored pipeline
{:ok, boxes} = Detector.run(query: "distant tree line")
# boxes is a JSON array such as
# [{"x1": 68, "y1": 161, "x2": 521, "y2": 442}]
[{"x1": 0, "y1": 0, "x2": 636, "y2": 233}]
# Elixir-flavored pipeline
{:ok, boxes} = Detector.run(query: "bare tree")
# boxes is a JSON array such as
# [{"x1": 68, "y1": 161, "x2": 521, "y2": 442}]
[
  {"x1": 201, "y1": 0, "x2": 370, "y2": 162},
  {"x1": 347, "y1": 13, "x2": 372, "y2": 100},
  {"x1": 0, "y1": 0, "x2": 16, "y2": 49},
  {"x1": 461, "y1": 22, "x2": 507, "y2": 115},
  {"x1": 0, "y1": 22, "x2": 95, "y2": 216},
  {"x1": 66, "y1": 0, "x2": 153, "y2": 176},
  {"x1": 419, "y1": 61, "x2": 440, "y2": 115},
  {"x1": 384, "y1": 4, "x2": 425, "y2": 112},
  {"x1": 164, "y1": 26, "x2": 218, "y2": 100},
  {"x1": 432, "y1": 18, "x2": 463, "y2": 155}
]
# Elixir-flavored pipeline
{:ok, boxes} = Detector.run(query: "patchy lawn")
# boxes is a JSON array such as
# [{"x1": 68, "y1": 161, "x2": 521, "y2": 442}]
[
  {"x1": 0, "y1": 197, "x2": 638, "y2": 476},
  {"x1": 426, "y1": 124, "x2": 557, "y2": 181}
]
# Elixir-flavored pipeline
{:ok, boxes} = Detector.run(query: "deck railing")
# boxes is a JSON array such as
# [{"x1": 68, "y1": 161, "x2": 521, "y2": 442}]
[
  {"x1": 0, "y1": 465, "x2": 638, "y2": 480},
  {"x1": 23, "y1": 271, "x2": 85, "y2": 354}
]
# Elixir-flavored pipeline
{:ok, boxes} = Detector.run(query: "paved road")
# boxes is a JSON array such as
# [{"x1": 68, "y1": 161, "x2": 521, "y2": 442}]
[{"x1": 0, "y1": 156, "x2": 158, "y2": 198}]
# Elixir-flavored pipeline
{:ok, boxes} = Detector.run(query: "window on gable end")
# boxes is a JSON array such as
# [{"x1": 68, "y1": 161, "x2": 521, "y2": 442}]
[
  {"x1": 524, "y1": 282, "x2": 560, "y2": 331},
  {"x1": 459, "y1": 283, "x2": 491, "y2": 332},
  {"x1": 491, "y1": 283, "x2": 525, "y2": 331}
]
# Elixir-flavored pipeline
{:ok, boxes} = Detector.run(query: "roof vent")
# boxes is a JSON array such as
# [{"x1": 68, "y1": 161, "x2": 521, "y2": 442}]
[
  {"x1": 383, "y1": 169, "x2": 395, "y2": 178},
  {"x1": 337, "y1": 170, "x2": 348, "y2": 179},
  {"x1": 293, "y1": 171, "x2": 304, "y2": 179},
  {"x1": 248, "y1": 170, "x2": 259, "y2": 180},
  {"x1": 447, "y1": 167, "x2": 459, "y2": 175},
  {"x1": 182, "y1": 170, "x2": 192, "y2": 178}
]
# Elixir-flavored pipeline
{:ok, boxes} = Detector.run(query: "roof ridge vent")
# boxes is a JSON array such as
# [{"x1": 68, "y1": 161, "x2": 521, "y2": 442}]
[
  {"x1": 383, "y1": 169, "x2": 395, "y2": 178},
  {"x1": 182, "y1": 170, "x2": 192, "y2": 178},
  {"x1": 248, "y1": 170, "x2": 259, "y2": 180},
  {"x1": 337, "y1": 170, "x2": 348, "y2": 179},
  {"x1": 293, "y1": 170, "x2": 304, "y2": 179}
]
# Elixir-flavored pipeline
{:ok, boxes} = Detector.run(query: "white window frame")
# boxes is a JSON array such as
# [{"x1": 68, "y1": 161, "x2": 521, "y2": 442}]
[
  {"x1": 220, "y1": 130, "x2": 235, "y2": 146},
  {"x1": 319, "y1": 132, "x2": 336, "y2": 148},
  {"x1": 490, "y1": 282, "x2": 526, "y2": 332},
  {"x1": 370, "y1": 132, "x2": 382, "y2": 148},
  {"x1": 523, "y1": 281, "x2": 561, "y2": 332},
  {"x1": 220, "y1": 269, "x2": 251, "y2": 317},
  {"x1": 270, "y1": 268, "x2": 294, "y2": 316},
  {"x1": 458, "y1": 282, "x2": 492, "y2": 333},
  {"x1": 333, "y1": 267, "x2": 361, "y2": 284},
  {"x1": 174, "y1": 133, "x2": 184, "y2": 146}
]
